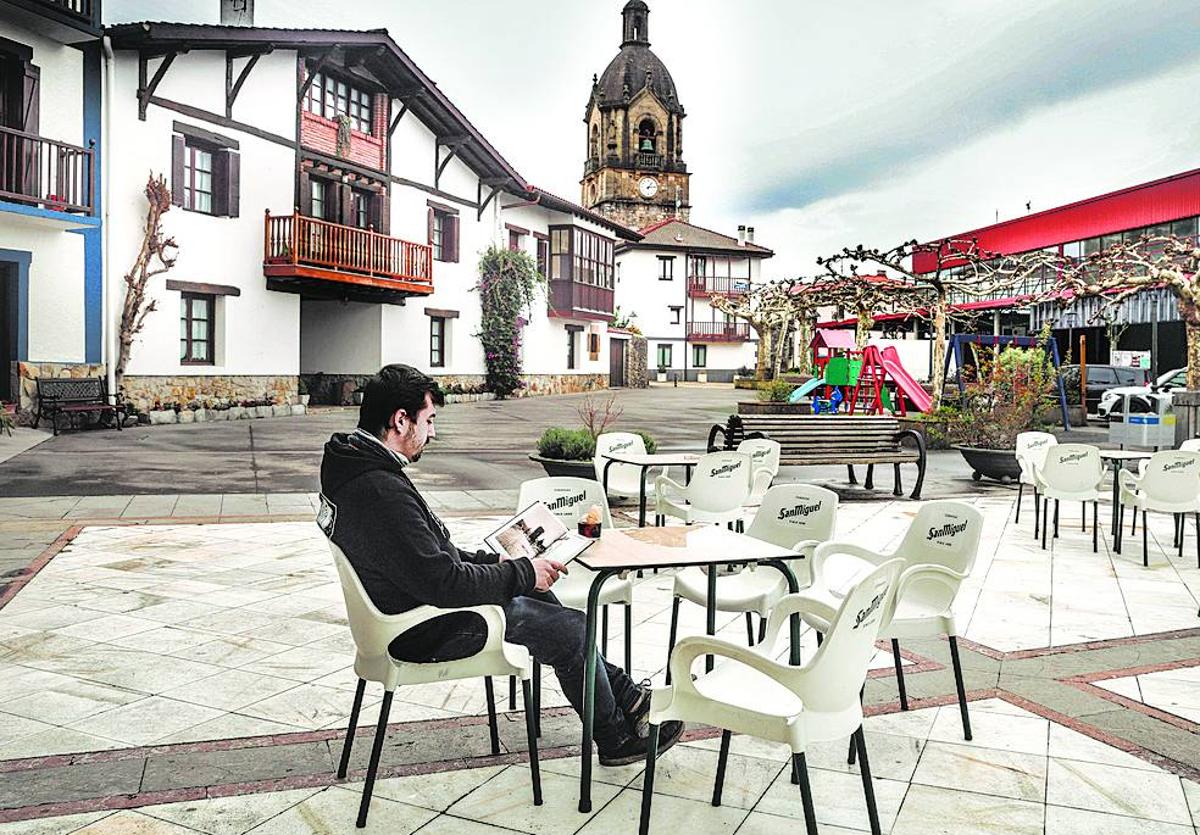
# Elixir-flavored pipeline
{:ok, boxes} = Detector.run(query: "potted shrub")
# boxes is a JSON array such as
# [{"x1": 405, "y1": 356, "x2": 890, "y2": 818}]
[
  {"x1": 527, "y1": 392, "x2": 656, "y2": 478},
  {"x1": 148, "y1": 399, "x2": 177, "y2": 425},
  {"x1": 945, "y1": 345, "x2": 1058, "y2": 483},
  {"x1": 656, "y1": 364, "x2": 668, "y2": 383},
  {"x1": 297, "y1": 378, "x2": 310, "y2": 407}
]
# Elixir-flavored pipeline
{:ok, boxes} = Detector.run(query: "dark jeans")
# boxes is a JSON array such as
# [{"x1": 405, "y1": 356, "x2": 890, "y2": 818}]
[{"x1": 389, "y1": 590, "x2": 640, "y2": 750}]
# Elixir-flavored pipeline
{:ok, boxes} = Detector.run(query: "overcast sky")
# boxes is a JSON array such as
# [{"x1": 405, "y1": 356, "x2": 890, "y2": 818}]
[{"x1": 106, "y1": 0, "x2": 1200, "y2": 279}]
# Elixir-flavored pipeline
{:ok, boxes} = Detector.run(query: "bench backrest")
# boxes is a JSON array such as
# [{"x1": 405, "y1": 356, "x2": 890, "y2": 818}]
[
  {"x1": 37, "y1": 377, "x2": 107, "y2": 403},
  {"x1": 738, "y1": 415, "x2": 902, "y2": 452}
]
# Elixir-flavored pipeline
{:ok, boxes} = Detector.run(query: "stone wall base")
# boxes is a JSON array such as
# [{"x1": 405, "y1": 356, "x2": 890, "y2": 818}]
[
  {"x1": 14, "y1": 362, "x2": 108, "y2": 424},
  {"x1": 302, "y1": 372, "x2": 609, "y2": 406},
  {"x1": 120, "y1": 376, "x2": 298, "y2": 413}
]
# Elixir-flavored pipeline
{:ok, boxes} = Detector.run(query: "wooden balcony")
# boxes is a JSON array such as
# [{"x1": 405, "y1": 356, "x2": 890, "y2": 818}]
[
  {"x1": 8, "y1": 0, "x2": 100, "y2": 40},
  {"x1": 687, "y1": 275, "x2": 751, "y2": 298},
  {"x1": 263, "y1": 211, "x2": 433, "y2": 303},
  {"x1": 687, "y1": 322, "x2": 751, "y2": 342},
  {"x1": 548, "y1": 279, "x2": 614, "y2": 321},
  {"x1": 39, "y1": 0, "x2": 94, "y2": 18},
  {"x1": 0, "y1": 125, "x2": 94, "y2": 214}
]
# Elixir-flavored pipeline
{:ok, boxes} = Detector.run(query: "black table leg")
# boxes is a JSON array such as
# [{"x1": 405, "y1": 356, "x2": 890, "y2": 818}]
[
  {"x1": 579, "y1": 568, "x2": 619, "y2": 813},
  {"x1": 639, "y1": 466, "x2": 649, "y2": 528},
  {"x1": 706, "y1": 567, "x2": 717, "y2": 673}
]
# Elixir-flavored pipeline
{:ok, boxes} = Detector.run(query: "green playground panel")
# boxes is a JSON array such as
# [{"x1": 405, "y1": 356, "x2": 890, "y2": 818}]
[
  {"x1": 880, "y1": 385, "x2": 896, "y2": 413},
  {"x1": 824, "y1": 357, "x2": 862, "y2": 386}
]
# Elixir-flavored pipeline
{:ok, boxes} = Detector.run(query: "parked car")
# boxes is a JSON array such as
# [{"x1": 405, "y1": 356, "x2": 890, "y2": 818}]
[
  {"x1": 1098, "y1": 367, "x2": 1186, "y2": 419},
  {"x1": 1060, "y1": 364, "x2": 1149, "y2": 415}
]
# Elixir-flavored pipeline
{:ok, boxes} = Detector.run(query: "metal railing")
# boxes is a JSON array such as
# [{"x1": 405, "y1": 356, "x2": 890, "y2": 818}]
[
  {"x1": 687, "y1": 275, "x2": 751, "y2": 297},
  {"x1": 636, "y1": 151, "x2": 662, "y2": 169},
  {"x1": 687, "y1": 322, "x2": 750, "y2": 342},
  {"x1": 263, "y1": 211, "x2": 433, "y2": 287},
  {"x1": 0, "y1": 125, "x2": 94, "y2": 214},
  {"x1": 42, "y1": 0, "x2": 94, "y2": 17}
]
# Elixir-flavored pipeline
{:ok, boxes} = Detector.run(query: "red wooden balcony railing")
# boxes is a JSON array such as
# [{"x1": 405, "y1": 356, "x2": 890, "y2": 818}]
[
  {"x1": 687, "y1": 322, "x2": 751, "y2": 342},
  {"x1": 687, "y1": 275, "x2": 751, "y2": 297},
  {"x1": 549, "y1": 279, "x2": 614, "y2": 319},
  {"x1": 263, "y1": 211, "x2": 433, "y2": 292},
  {"x1": 0, "y1": 125, "x2": 94, "y2": 214},
  {"x1": 41, "y1": 0, "x2": 94, "y2": 18}
]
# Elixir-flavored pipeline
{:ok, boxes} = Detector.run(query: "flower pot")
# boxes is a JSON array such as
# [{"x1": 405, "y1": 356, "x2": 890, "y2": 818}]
[
  {"x1": 656, "y1": 371, "x2": 668, "y2": 382},
  {"x1": 178, "y1": 410, "x2": 195, "y2": 424},
  {"x1": 148, "y1": 409, "x2": 176, "y2": 425},
  {"x1": 956, "y1": 445, "x2": 1021, "y2": 484},
  {"x1": 897, "y1": 417, "x2": 951, "y2": 450},
  {"x1": 271, "y1": 404, "x2": 291, "y2": 418},
  {"x1": 291, "y1": 403, "x2": 306, "y2": 416},
  {"x1": 528, "y1": 454, "x2": 597, "y2": 480},
  {"x1": 254, "y1": 405, "x2": 273, "y2": 419},
  {"x1": 299, "y1": 394, "x2": 310, "y2": 406}
]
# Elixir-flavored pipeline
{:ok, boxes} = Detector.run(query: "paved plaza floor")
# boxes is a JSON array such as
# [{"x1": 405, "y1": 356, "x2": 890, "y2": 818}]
[{"x1": 0, "y1": 387, "x2": 1196, "y2": 833}]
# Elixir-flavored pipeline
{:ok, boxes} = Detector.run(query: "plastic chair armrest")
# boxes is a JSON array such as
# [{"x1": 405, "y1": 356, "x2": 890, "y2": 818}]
[
  {"x1": 890, "y1": 564, "x2": 967, "y2": 624},
  {"x1": 759, "y1": 590, "x2": 845, "y2": 654},
  {"x1": 810, "y1": 540, "x2": 885, "y2": 589},
  {"x1": 655, "y1": 473, "x2": 687, "y2": 501},
  {"x1": 791, "y1": 538, "x2": 820, "y2": 558},
  {"x1": 666, "y1": 635, "x2": 801, "y2": 698}
]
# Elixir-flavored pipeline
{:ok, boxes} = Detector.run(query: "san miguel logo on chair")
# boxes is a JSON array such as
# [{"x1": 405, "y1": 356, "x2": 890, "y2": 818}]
[
  {"x1": 1162, "y1": 459, "x2": 1196, "y2": 473},
  {"x1": 1060, "y1": 452, "x2": 1089, "y2": 464},
  {"x1": 547, "y1": 492, "x2": 588, "y2": 512},
  {"x1": 611, "y1": 440, "x2": 634, "y2": 452},
  {"x1": 927, "y1": 518, "x2": 969, "y2": 543},
  {"x1": 778, "y1": 501, "x2": 822, "y2": 521},
  {"x1": 853, "y1": 589, "x2": 887, "y2": 629},
  {"x1": 710, "y1": 461, "x2": 743, "y2": 477},
  {"x1": 1028, "y1": 438, "x2": 1049, "y2": 447}
]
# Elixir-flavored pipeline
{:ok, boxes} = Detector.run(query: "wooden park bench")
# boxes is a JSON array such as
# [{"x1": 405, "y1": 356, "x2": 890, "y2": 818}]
[
  {"x1": 708, "y1": 413, "x2": 927, "y2": 499},
  {"x1": 33, "y1": 377, "x2": 124, "y2": 436}
]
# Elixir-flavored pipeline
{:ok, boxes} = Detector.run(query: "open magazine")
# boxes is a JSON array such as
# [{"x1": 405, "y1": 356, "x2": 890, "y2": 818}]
[{"x1": 484, "y1": 501, "x2": 595, "y2": 564}]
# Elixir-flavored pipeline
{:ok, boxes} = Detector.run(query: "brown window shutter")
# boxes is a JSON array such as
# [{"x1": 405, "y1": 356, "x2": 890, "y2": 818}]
[
  {"x1": 339, "y1": 184, "x2": 353, "y2": 227},
  {"x1": 449, "y1": 215, "x2": 460, "y2": 262},
  {"x1": 170, "y1": 135, "x2": 185, "y2": 207},
  {"x1": 375, "y1": 192, "x2": 390, "y2": 235},
  {"x1": 212, "y1": 150, "x2": 229, "y2": 216},
  {"x1": 427, "y1": 206, "x2": 435, "y2": 246},
  {"x1": 298, "y1": 169, "x2": 312, "y2": 217},
  {"x1": 22, "y1": 63, "x2": 40, "y2": 134},
  {"x1": 226, "y1": 151, "x2": 240, "y2": 217}
]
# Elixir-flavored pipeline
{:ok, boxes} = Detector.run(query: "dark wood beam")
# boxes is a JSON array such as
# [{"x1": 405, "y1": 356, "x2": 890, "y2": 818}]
[
  {"x1": 138, "y1": 51, "x2": 178, "y2": 121},
  {"x1": 297, "y1": 48, "x2": 336, "y2": 102},
  {"x1": 225, "y1": 52, "x2": 263, "y2": 118},
  {"x1": 388, "y1": 101, "x2": 408, "y2": 137},
  {"x1": 477, "y1": 182, "x2": 501, "y2": 221},
  {"x1": 435, "y1": 140, "x2": 461, "y2": 190}
]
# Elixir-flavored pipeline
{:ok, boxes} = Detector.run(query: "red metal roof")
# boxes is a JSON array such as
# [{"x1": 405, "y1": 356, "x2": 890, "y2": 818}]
[{"x1": 915, "y1": 167, "x2": 1200, "y2": 273}]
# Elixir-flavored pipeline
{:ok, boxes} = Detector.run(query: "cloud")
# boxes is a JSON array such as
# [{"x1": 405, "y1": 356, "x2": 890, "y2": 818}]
[{"x1": 742, "y1": 0, "x2": 1200, "y2": 212}]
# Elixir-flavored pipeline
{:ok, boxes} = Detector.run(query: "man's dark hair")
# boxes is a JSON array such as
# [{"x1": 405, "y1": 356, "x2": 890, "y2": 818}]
[{"x1": 357, "y1": 364, "x2": 444, "y2": 437}]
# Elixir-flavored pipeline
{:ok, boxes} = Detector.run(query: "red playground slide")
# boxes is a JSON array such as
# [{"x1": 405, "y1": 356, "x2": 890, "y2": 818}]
[{"x1": 879, "y1": 346, "x2": 932, "y2": 413}]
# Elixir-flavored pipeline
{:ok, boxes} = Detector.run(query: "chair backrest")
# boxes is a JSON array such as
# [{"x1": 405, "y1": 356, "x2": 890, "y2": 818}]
[
  {"x1": 1015, "y1": 431, "x2": 1057, "y2": 482},
  {"x1": 738, "y1": 437, "x2": 781, "y2": 479},
  {"x1": 328, "y1": 541, "x2": 394, "y2": 669},
  {"x1": 1138, "y1": 450, "x2": 1200, "y2": 504},
  {"x1": 1180, "y1": 438, "x2": 1200, "y2": 453},
  {"x1": 892, "y1": 500, "x2": 983, "y2": 576},
  {"x1": 747, "y1": 483, "x2": 838, "y2": 549},
  {"x1": 593, "y1": 431, "x2": 648, "y2": 494},
  {"x1": 684, "y1": 451, "x2": 753, "y2": 512},
  {"x1": 1039, "y1": 443, "x2": 1103, "y2": 493},
  {"x1": 517, "y1": 476, "x2": 614, "y2": 529},
  {"x1": 800, "y1": 558, "x2": 902, "y2": 714}
]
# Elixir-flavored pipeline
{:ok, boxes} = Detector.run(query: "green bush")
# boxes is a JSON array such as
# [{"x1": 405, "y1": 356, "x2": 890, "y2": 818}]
[
  {"x1": 635, "y1": 430, "x2": 657, "y2": 454},
  {"x1": 757, "y1": 378, "x2": 797, "y2": 402},
  {"x1": 536, "y1": 428, "x2": 596, "y2": 461}
]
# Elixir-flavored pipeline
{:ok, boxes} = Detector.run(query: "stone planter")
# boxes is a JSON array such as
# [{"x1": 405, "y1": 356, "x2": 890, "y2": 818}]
[
  {"x1": 298, "y1": 394, "x2": 310, "y2": 407},
  {"x1": 226, "y1": 406, "x2": 247, "y2": 420},
  {"x1": 254, "y1": 406, "x2": 273, "y2": 419},
  {"x1": 1035, "y1": 404, "x2": 1086, "y2": 427},
  {"x1": 178, "y1": 410, "x2": 195, "y2": 424},
  {"x1": 528, "y1": 454, "x2": 597, "y2": 480},
  {"x1": 210, "y1": 409, "x2": 229, "y2": 421},
  {"x1": 271, "y1": 404, "x2": 291, "y2": 418},
  {"x1": 656, "y1": 371, "x2": 668, "y2": 382},
  {"x1": 1173, "y1": 390, "x2": 1200, "y2": 447},
  {"x1": 291, "y1": 404, "x2": 306, "y2": 416},
  {"x1": 696, "y1": 371, "x2": 708, "y2": 384},
  {"x1": 148, "y1": 409, "x2": 176, "y2": 425},
  {"x1": 737, "y1": 401, "x2": 811, "y2": 415},
  {"x1": 956, "y1": 445, "x2": 1021, "y2": 483}
]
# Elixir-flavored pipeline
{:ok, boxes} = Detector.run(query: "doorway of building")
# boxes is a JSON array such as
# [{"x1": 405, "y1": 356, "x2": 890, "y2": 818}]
[
  {"x1": 0, "y1": 262, "x2": 15, "y2": 402},
  {"x1": 609, "y1": 337, "x2": 626, "y2": 387}
]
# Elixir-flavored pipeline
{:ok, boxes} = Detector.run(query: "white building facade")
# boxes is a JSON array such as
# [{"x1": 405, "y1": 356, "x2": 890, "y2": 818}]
[
  {"x1": 99, "y1": 21, "x2": 639, "y2": 411},
  {"x1": 615, "y1": 219, "x2": 772, "y2": 382}
]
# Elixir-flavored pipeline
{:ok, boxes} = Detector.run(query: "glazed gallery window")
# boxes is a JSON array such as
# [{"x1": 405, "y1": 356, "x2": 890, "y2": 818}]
[
  {"x1": 180, "y1": 293, "x2": 214, "y2": 365},
  {"x1": 548, "y1": 226, "x2": 614, "y2": 287},
  {"x1": 182, "y1": 143, "x2": 214, "y2": 214},
  {"x1": 304, "y1": 71, "x2": 374, "y2": 135},
  {"x1": 430, "y1": 317, "x2": 446, "y2": 368}
]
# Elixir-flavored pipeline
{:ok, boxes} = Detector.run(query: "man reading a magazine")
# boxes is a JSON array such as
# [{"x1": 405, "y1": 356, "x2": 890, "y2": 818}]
[{"x1": 318, "y1": 364, "x2": 683, "y2": 765}]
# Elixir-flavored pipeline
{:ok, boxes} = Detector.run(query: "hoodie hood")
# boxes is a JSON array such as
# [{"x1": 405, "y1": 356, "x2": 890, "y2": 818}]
[{"x1": 320, "y1": 431, "x2": 406, "y2": 497}]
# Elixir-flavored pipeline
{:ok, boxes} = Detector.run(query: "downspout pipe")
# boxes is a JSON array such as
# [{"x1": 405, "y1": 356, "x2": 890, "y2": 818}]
[{"x1": 102, "y1": 35, "x2": 115, "y2": 395}]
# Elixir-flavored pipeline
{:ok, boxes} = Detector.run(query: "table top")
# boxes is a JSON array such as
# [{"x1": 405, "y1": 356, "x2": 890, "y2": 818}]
[
  {"x1": 603, "y1": 451, "x2": 702, "y2": 466},
  {"x1": 575, "y1": 525, "x2": 795, "y2": 571},
  {"x1": 1098, "y1": 450, "x2": 1154, "y2": 461}
]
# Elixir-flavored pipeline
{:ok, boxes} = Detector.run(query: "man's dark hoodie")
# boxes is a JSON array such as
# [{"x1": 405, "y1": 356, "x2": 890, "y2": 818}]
[{"x1": 319, "y1": 431, "x2": 536, "y2": 659}]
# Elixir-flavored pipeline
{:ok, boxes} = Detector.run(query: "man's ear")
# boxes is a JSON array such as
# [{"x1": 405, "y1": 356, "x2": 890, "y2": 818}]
[{"x1": 391, "y1": 408, "x2": 407, "y2": 431}]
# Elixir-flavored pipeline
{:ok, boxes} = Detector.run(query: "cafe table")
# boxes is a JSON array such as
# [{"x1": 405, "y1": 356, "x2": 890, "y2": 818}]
[
  {"x1": 572, "y1": 524, "x2": 802, "y2": 812},
  {"x1": 601, "y1": 451, "x2": 702, "y2": 527},
  {"x1": 1098, "y1": 449, "x2": 1152, "y2": 530}
]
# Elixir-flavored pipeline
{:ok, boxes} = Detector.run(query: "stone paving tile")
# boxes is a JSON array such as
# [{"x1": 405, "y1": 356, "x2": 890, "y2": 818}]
[
  {"x1": 0, "y1": 810, "x2": 112, "y2": 834},
  {"x1": 139, "y1": 788, "x2": 323, "y2": 835},
  {"x1": 140, "y1": 740, "x2": 333, "y2": 792},
  {"x1": 0, "y1": 757, "x2": 145, "y2": 810}
]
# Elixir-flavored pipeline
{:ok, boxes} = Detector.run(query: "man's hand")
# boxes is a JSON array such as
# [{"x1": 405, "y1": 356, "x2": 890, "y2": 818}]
[{"x1": 531, "y1": 558, "x2": 568, "y2": 591}]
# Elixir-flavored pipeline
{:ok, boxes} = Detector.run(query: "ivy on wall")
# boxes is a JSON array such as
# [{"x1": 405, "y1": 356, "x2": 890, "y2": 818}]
[{"x1": 475, "y1": 246, "x2": 546, "y2": 397}]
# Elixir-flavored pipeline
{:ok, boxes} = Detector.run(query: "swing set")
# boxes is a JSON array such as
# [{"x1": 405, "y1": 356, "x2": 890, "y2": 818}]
[{"x1": 942, "y1": 333, "x2": 1072, "y2": 430}]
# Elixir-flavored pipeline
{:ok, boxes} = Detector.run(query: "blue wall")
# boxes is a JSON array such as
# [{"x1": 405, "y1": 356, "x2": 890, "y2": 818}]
[
  {"x1": 0, "y1": 248, "x2": 31, "y2": 363},
  {"x1": 82, "y1": 42, "x2": 103, "y2": 364}
]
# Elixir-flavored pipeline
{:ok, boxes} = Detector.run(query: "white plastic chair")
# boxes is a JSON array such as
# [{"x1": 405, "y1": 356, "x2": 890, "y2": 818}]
[
  {"x1": 594, "y1": 431, "x2": 656, "y2": 501},
  {"x1": 516, "y1": 477, "x2": 634, "y2": 671},
  {"x1": 737, "y1": 437, "x2": 781, "y2": 506},
  {"x1": 654, "y1": 450, "x2": 752, "y2": 530},
  {"x1": 787, "y1": 501, "x2": 983, "y2": 743},
  {"x1": 1116, "y1": 450, "x2": 1200, "y2": 567},
  {"x1": 637, "y1": 559, "x2": 904, "y2": 835},
  {"x1": 1034, "y1": 443, "x2": 1104, "y2": 553},
  {"x1": 328, "y1": 542, "x2": 541, "y2": 826},
  {"x1": 666, "y1": 485, "x2": 838, "y2": 676},
  {"x1": 1137, "y1": 438, "x2": 1200, "y2": 476},
  {"x1": 1015, "y1": 431, "x2": 1056, "y2": 537}
]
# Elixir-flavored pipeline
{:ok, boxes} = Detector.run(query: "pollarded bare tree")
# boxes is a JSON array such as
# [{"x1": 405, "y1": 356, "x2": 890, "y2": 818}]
[
  {"x1": 115, "y1": 174, "x2": 177, "y2": 393},
  {"x1": 807, "y1": 271, "x2": 932, "y2": 351},
  {"x1": 1053, "y1": 234, "x2": 1200, "y2": 388},
  {"x1": 709, "y1": 280, "x2": 798, "y2": 380},
  {"x1": 819, "y1": 239, "x2": 1059, "y2": 408}
]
